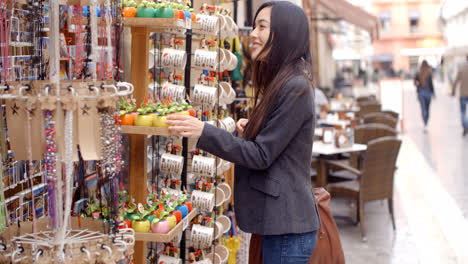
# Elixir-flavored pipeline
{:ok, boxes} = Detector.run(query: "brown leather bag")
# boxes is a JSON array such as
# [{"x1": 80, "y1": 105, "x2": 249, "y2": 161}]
[
  {"x1": 308, "y1": 188, "x2": 345, "y2": 264},
  {"x1": 248, "y1": 188, "x2": 345, "y2": 264}
]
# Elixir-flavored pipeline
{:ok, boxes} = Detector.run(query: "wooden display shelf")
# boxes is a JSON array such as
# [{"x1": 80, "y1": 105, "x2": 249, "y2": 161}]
[
  {"x1": 121, "y1": 125, "x2": 172, "y2": 136},
  {"x1": 134, "y1": 208, "x2": 198, "y2": 242},
  {"x1": 123, "y1": 17, "x2": 186, "y2": 31}
]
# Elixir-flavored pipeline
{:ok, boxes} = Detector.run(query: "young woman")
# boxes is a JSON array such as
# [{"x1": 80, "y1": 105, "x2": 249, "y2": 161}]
[
  {"x1": 166, "y1": 2, "x2": 320, "y2": 263},
  {"x1": 414, "y1": 60, "x2": 435, "y2": 131}
]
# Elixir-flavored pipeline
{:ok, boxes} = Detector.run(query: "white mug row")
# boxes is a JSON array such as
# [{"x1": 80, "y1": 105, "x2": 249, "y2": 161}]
[{"x1": 148, "y1": 48, "x2": 238, "y2": 72}]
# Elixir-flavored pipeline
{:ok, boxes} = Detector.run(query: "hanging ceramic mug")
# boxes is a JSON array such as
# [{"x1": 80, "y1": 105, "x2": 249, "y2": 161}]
[
  {"x1": 225, "y1": 16, "x2": 239, "y2": 40},
  {"x1": 192, "y1": 155, "x2": 216, "y2": 177},
  {"x1": 191, "y1": 224, "x2": 214, "y2": 249},
  {"x1": 223, "y1": 49, "x2": 238, "y2": 71},
  {"x1": 160, "y1": 153, "x2": 184, "y2": 177},
  {"x1": 218, "y1": 82, "x2": 236, "y2": 105},
  {"x1": 206, "y1": 253, "x2": 222, "y2": 264},
  {"x1": 192, "y1": 85, "x2": 217, "y2": 110},
  {"x1": 214, "y1": 187, "x2": 225, "y2": 207},
  {"x1": 158, "y1": 255, "x2": 182, "y2": 264},
  {"x1": 148, "y1": 48, "x2": 160, "y2": 69},
  {"x1": 193, "y1": 49, "x2": 219, "y2": 71},
  {"x1": 217, "y1": 183, "x2": 232, "y2": 203},
  {"x1": 214, "y1": 221, "x2": 224, "y2": 239},
  {"x1": 196, "y1": 14, "x2": 220, "y2": 36},
  {"x1": 216, "y1": 215, "x2": 231, "y2": 234},
  {"x1": 193, "y1": 259, "x2": 213, "y2": 264},
  {"x1": 221, "y1": 117, "x2": 236, "y2": 134},
  {"x1": 161, "y1": 48, "x2": 187, "y2": 69},
  {"x1": 161, "y1": 82, "x2": 186, "y2": 101},
  {"x1": 191, "y1": 190, "x2": 215, "y2": 212},
  {"x1": 215, "y1": 245, "x2": 229, "y2": 264},
  {"x1": 215, "y1": 14, "x2": 229, "y2": 39},
  {"x1": 222, "y1": 160, "x2": 231, "y2": 172}
]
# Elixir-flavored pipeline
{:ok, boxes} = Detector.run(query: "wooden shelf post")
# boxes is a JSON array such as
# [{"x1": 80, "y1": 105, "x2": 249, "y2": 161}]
[{"x1": 129, "y1": 26, "x2": 150, "y2": 264}]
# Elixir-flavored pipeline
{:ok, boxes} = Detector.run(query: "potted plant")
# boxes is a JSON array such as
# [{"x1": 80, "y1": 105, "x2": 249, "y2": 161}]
[
  {"x1": 137, "y1": 0, "x2": 155, "y2": 18},
  {"x1": 132, "y1": 203, "x2": 151, "y2": 233},
  {"x1": 182, "y1": 6, "x2": 193, "y2": 21},
  {"x1": 124, "y1": 199, "x2": 139, "y2": 222},
  {"x1": 135, "y1": 99, "x2": 154, "y2": 127},
  {"x1": 164, "y1": 206, "x2": 178, "y2": 229},
  {"x1": 152, "y1": 99, "x2": 171, "y2": 127},
  {"x1": 154, "y1": 1, "x2": 174, "y2": 18},
  {"x1": 121, "y1": 0, "x2": 138, "y2": 17},
  {"x1": 175, "y1": 193, "x2": 189, "y2": 218},
  {"x1": 85, "y1": 197, "x2": 101, "y2": 219},
  {"x1": 119, "y1": 98, "x2": 137, "y2": 125},
  {"x1": 151, "y1": 211, "x2": 170, "y2": 234}
]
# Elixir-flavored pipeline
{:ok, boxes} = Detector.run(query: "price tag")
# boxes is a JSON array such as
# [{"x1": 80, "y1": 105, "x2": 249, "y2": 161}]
[
  {"x1": 186, "y1": 18, "x2": 192, "y2": 30},
  {"x1": 183, "y1": 216, "x2": 189, "y2": 230}
]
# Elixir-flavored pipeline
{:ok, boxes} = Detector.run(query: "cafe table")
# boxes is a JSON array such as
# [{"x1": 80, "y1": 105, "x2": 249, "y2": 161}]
[{"x1": 312, "y1": 141, "x2": 367, "y2": 187}]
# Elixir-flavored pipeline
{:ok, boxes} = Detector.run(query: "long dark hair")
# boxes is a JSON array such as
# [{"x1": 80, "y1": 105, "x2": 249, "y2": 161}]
[
  {"x1": 418, "y1": 60, "x2": 432, "y2": 88},
  {"x1": 244, "y1": 1, "x2": 313, "y2": 140}
]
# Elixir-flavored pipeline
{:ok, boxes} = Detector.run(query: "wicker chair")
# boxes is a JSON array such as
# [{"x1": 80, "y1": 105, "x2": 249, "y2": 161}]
[
  {"x1": 329, "y1": 124, "x2": 397, "y2": 180},
  {"x1": 381, "y1": 110, "x2": 399, "y2": 120},
  {"x1": 356, "y1": 95, "x2": 377, "y2": 104},
  {"x1": 357, "y1": 102, "x2": 381, "y2": 118},
  {"x1": 326, "y1": 137, "x2": 402, "y2": 241},
  {"x1": 363, "y1": 112, "x2": 398, "y2": 129}
]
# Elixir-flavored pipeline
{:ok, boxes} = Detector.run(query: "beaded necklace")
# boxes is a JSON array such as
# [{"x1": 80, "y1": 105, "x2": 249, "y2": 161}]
[{"x1": 44, "y1": 109, "x2": 57, "y2": 228}]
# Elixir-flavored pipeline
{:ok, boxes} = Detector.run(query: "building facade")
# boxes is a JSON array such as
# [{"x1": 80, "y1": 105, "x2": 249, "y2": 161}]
[
  {"x1": 371, "y1": 0, "x2": 444, "y2": 76},
  {"x1": 439, "y1": 0, "x2": 468, "y2": 82}
]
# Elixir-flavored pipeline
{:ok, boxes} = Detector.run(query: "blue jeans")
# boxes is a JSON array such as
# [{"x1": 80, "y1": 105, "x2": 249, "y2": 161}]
[
  {"x1": 460, "y1": 97, "x2": 468, "y2": 129},
  {"x1": 262, "y1": 231, "x2": 318, "y2": 264},
  {"x1": 417, "y1": 89, "x2": 433, "y2": 126}
]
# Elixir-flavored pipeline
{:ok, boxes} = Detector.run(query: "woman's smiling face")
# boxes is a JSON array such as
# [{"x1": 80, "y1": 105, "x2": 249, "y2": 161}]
[{"x1": 250, "y1": 7, "x2": 271, "y2": 60}]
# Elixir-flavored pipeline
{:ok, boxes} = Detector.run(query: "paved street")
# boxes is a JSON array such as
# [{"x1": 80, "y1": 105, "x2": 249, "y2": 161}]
[{"x1": 333, "y1": 80, "x2": 468, "y2": 264}]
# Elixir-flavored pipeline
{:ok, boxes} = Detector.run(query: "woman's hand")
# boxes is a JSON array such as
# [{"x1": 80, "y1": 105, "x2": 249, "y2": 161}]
[
  {"x1": 236, "y1": 118, "x2": 248, "y2": 134},
  {"x1": 166, "y1": 115, "x2": 205, "y2": 138}
]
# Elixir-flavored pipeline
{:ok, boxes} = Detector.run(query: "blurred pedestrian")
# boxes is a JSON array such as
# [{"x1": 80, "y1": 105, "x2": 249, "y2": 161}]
[
  {"x1": 451, "y1": 55, "x2": 468, "y2": 136},
  {"x1": 315, "y1": 87, "x2": 330, "y2": 119},
  {"x1": 414, "y1": 60, "x2": 435, "y2": 132}
]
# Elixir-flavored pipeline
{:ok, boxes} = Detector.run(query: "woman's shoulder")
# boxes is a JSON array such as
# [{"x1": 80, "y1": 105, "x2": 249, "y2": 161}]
[{"x1": 282, "y1": 75, "x2": 312, "y2": 94}]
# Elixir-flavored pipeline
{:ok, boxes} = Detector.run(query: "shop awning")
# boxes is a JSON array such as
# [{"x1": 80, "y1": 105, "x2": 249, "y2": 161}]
[{"x1": 313, "y1": 0, "x2": 380, "y2": 41}]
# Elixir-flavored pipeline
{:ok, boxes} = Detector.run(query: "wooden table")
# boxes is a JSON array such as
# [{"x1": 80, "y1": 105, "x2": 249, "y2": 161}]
[{"x1": 312, "y1": 141, "x2": 367, "y2": 187}]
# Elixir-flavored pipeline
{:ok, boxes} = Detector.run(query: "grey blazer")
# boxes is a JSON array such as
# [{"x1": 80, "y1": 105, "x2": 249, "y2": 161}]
[{"x1": 197, "y1": 76, "x2": 320, "y2": 235}]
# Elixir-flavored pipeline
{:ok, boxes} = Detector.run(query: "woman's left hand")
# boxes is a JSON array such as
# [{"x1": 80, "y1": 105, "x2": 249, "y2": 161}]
[{"x1": 166, "y1": 114, "x2": 205, "y2": 138}]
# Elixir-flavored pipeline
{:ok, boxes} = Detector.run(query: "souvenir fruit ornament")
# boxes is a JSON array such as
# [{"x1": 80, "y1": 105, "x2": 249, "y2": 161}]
[
  {"x1": 167, "y1": 194, "x2": 183, "y2": 223},
  {"x1": 135, "y1": 98, "x2": 154, "y2": 127},
  {"x1": 175, "y1": 193, "x2": 189, "y2": 218},
  {"x1": 122, "y1": 0, "x2": 138, "y2": 17},
  {"x1": 154, "y1": 1, "x2": 174, "y2": 18},
  {"x1": 151, "y1": 211, "x2": 170, "y2": 234},
  {"x1": 137, "y1": 0, "x2": 156, "y2": 17},
  {"x1": 152, "y1": 99, "x2": 172, "y2": 127},
  {"x1": 119, "y1": 98, "x2": 137, "y2": 125},
  {"x1": 164, "y1": 206, "x2": 178, "y2": 229},
  {"x1": 181, "y1": 6, "x2": 193, "y2": 20},
  {"x1": 172, "y1": 3, "x2": 185, "y2": 20},
  {"x1": 132, "y1": 203, "x2": 151, "y2": 233},
  {"x1": 124, "y1": 198, "x2": 139, "y2": 222},
  {"x1": 144, "y1": 204, "x2": 158, "y2": 224},
  {"x1": 182, "y1": 100, "x2": 195, "y2": 117},
  {"x1": 84, "y1": 197, "x2": 101, "y2": 219}
]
